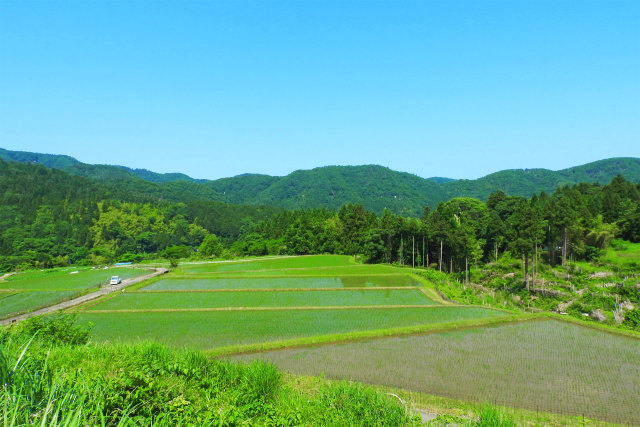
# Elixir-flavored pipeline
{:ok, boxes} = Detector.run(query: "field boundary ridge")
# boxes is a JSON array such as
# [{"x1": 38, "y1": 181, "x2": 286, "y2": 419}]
[{"x1": 208, "y1": 313, "x2": 537, "y2": 357}]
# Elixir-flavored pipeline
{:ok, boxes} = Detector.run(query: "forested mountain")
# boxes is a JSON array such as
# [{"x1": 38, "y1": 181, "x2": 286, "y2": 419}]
[
  {"x1": 2, "y1": 152, "x2": 639, "y2": 273},
  {"x1": 0, "y1": 160, "x2": 281, "y2": 271},
  {"x1": 0, "y1": 148, "x2": 202, "y2": 184},
  {"x1": 2, "y1": 148, "x2": 640, "y2": 216},
  {"x1": 234, "y1": 176, "x2": 640, "y2": 281}
]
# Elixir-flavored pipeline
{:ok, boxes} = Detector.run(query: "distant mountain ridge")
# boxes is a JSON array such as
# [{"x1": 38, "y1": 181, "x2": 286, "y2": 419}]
[{"x1": 2, "y1": 147, "x2": 639, "y2": 216}]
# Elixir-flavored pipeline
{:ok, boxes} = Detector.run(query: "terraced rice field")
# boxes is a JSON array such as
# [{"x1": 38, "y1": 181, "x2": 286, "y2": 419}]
[
  {"x1": 67, "y1": 255, "x2": 640, "y2": 424},
  {"x1": 76, "y1": 255, "x2": 508, "y2": 351},
  {"x1": 141, "y1": 275, "x2": 420, "y2": 290},
  {"x1": 0, "y1": 291, "x2": 79, "y2": 318},
  {"x1": 0, "y1": 267, "x2": 151, "y2": 319},
  {"x1": 178, "y1": 255, "x2": 353, "y2": 273},
  {"x1": 236, "y1": 319, "x2": 640, "y2": 425},
  {"x1": 79, "y1": 306, "x2": 506, "y2": 349},
  {"x1": 84, "y1": 289, "x2": 435, "y2": 310}
]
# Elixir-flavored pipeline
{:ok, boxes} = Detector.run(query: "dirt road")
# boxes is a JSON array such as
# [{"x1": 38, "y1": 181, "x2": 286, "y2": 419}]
[{"x1": 0, "y1": 268, "x2": 168, "y2": 326}]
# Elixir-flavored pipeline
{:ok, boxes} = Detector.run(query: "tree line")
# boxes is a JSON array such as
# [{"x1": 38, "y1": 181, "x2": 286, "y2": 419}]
[
  {"x1": 233, "y1": 176, "x2": 640, "y2": 288},
  {"x1": 1, "y1": 158, "x2": 638, "y2": 276},
  {"x1": 0, "y1": 161, "x2": 278, "y2": 271}
]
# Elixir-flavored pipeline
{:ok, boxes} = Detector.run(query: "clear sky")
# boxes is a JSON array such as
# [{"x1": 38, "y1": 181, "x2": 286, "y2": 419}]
[{"x1": 1, "y1": 0, "x2": 638, "y2": 180}]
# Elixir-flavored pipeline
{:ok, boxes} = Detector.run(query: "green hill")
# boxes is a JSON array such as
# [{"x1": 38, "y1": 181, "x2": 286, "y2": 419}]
[
  {"x1": 0, "y1": 148, "x2": 200, "y2": 184},
  {"x1": 2, "y1": 148, "x2": 639, "y2": 216}
]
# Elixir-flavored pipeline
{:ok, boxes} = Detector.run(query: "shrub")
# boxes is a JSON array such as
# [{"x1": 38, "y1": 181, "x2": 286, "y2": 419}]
[
  {"x1": 623, "y1": 309, "x2": 640, "y2": 330},
  {"x1": 11, "y1": 314, "x2": 92, "y2": 346}
]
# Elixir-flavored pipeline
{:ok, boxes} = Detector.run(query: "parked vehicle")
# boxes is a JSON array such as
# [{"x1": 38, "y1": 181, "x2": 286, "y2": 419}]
[{"x1": 110, "y1": 276, "x2": 122, "y2": 285}]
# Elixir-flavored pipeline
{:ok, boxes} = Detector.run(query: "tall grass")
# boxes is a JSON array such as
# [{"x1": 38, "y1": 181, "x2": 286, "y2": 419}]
[{"x1": 1, "y1": 315, "x2": 417, "y2": 426}]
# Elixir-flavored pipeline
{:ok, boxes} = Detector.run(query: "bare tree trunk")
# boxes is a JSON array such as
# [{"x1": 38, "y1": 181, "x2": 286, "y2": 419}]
[
  {"x1": 426, "y1": 238, "x2": 429, "y2": 267},
  {"x1": 548, "y1": 225, "x2": 552, "y2": 265},
  {"x1": 439, "y1": 240, "x2": 443, "y2": 272},
  {"x1": 422, "y1": 236, "x2": 425, "y2": 267},
  {"x1": 524, "y1": 252, "x2": 529, "y2": 291},
  {"x1": 450, "y1": 257, "x2": 453, "y2": 274},
  {"x1": 412, "y1": 235, "x2": 415, "y2": 268},
  {"x1": 400, "y1": 238, "x2": 404, "y2": 266},
  {"x1": 494, "y1": 241, "x2": 498, "y2": 263},
  {"x1": 562, "y1": 227, "x2": 567, "y2": 267},
  {"x1": 533, "y1": 240, "x2": 537, "y2": 290},
  {"x1": 465, "y1": 256, "x2": 468, "y2": 285}
]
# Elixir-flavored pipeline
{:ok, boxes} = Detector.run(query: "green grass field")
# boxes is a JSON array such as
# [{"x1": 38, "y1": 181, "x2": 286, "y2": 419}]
[
  {"x1": 600, "y1": 239, "x2": 640, "y2": 268},
  {"x1": 236, "y1": 319, "x2": 640, "y2": 425},
  {"x1": 179, "y1": 264, "x2": 403, "y2": 277},
  {"x1": 0, "y1": 267, "x2": 153, "y2": 319},
  {"x1": 141, "y1": 275, "x2": 420, "y2": 290},
  {"x1": 86, "y1": 289, "x2": 435, "y2": 310},
  {"x1": 0, "y1": 291, "x2": 80, "y2": 318},
  {"x1": 178, "y1": 255, "x2": 354, "y2": 273},
  {"x1": 1, "y1": 267, "x2": 151, "y2": 291},
  {"x1": 79, "y1": 307, "x2": 506, "y2": 349},
  {"x1": 37, "y1": 255, "x2": 638, "y2": 423}
]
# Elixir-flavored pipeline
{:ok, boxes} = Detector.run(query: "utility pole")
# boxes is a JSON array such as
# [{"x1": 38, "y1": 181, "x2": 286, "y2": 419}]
[{"x1": 439, "y1": 240, "x2": 443, "y2": 272}]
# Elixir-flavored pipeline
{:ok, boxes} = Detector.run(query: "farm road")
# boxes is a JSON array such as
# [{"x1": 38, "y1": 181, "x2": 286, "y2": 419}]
[
  {"x1": 0, "y1": 268, "x2": 168, "y2": 326},
  {"x1": 0, "y1": 272, "x2": 16, "y2": 281}
]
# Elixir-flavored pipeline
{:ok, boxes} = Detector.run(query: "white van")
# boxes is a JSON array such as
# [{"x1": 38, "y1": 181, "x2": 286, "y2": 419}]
[{"x1": 110, "y1": 276, "x2": 122, "y2": 285}]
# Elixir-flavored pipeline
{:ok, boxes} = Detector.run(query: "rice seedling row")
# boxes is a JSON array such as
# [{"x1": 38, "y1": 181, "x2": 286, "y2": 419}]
[
  {"x1": 79, "y1": 306, "x2": 508, "y2": 350},
  {"x1": 141, "y1": 275, "x2": 420, "y2": 291},
  {"x1": 85, "y1": 289, "x2": 435, "y2": 311},
  {"x1": 0, "y1": 291, "x2": 80, "y2": 319},
  {"x1": 0, "y1": 267, "x2": 152, "y2": 291},
  {"x1": 178, "y1": 255, "x2": 355, "y2": 273},
  {"x1": 128, "y1": 286, "x2": 417, "y2": 293},
  {"x1": 235, "y1": 319, "x2": 640, "y2": 424}
]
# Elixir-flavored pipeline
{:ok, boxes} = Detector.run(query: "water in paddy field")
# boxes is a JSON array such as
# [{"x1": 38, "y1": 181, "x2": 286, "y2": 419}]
[{"x1": 142, "y1": 275, "x2": 420, "y2": 290}]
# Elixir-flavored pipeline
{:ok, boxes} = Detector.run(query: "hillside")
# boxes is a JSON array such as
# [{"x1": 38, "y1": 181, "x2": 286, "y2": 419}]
[{"x1": 2, "y1": 148, "x2": 639, "y2": 216}]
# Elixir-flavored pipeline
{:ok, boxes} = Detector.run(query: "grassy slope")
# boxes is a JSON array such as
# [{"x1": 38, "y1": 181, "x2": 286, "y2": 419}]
[{"x1": 1, "y1": 320, "x2": 418, "y2": 426}]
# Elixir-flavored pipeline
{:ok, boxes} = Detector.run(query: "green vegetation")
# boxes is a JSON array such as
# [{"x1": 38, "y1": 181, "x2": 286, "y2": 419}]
[
  {"x1": 0, "y1": 160, "x2": 281, "y2": 272},
  {"x1": 4, "y1": 148, "x2": 640, "y2": 216},
  {"x1": 142, "y1": 275, "x2": 419, "y2": 290},
  {"x1": 1, "y1": 267, "x2": 149, "y2": 291},
  {"x1": 2, "y1": 149, "x2": 640, "y2": 424},
  {"x1": 181, "y1": 264, "x2": 404, "y2": 277},
  {"x1": 601, "y1": 238, "x2": 640, "y2": 268},
  {"x1": 178, "y1": 255, "x2": 355, "y2": 273},
  {"x1": 0, "y1": 267, "x2": 151, "y2": 319},
  {"x1": 1, "y1": 315, "x2": 418, "y2": 426},
  {"x1": 78, "y1": 307, "x2": 506, "y2": 350},
  {"x1": 0, "y1": 291, "x2": 78, "y2": 318},
  {"x1": 237, "y1": 319, "x2": 640, "y2": 425},
  {"x1": 86, "y1": 289, "x2": 435, "y2": 310}
]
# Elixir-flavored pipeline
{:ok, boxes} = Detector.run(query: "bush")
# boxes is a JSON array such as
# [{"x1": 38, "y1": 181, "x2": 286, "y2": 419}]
[
  {"x1": 476, "y1": 405, "x2": 516, "y2": 427},
  {"x1": 623, "y1": 309, "x2": 640, "y2": 330},
  {"x1": 0, "y1": 316, "x2": 416, "y2": 426},
  {"x1": 9, "y1": 314, "x2": 92, "y2": 346}
]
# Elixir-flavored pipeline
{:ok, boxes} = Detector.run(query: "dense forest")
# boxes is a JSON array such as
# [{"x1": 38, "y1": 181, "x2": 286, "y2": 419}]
[
  {"x1": 0, "y1": 160, "x2": 280, "y2": 271},
  {"x1": 1, "y1": 155, "x2": 639, "y2": 280},
  {"x1": 2, "y1": 148, "x2": 640, "y2": 216},
  {"x1": 233, "y1": 176, "x2": 640, "y2": 286}
]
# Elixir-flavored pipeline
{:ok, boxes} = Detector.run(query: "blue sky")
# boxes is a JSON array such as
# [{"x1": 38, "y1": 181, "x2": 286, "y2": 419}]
[{"x1": 1, "y1": 0, "x2": 638, "y2": 180}]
